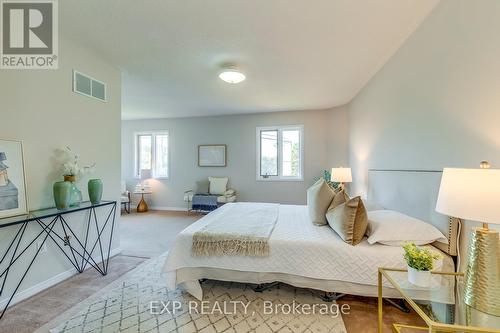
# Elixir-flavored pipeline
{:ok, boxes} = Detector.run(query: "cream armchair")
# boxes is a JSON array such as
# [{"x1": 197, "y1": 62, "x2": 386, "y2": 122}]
[
  {"x1": 184, "y1": 188, "x2": 237, "y2": 209},
  {"x1": 184, "y1": 178, "x2": 237, "y2": 212}
]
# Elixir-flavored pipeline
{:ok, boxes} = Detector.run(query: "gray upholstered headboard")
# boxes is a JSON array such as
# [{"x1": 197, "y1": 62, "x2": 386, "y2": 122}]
[{"x1": 367, "y1": 169, "x2": 459, "y2": 256}]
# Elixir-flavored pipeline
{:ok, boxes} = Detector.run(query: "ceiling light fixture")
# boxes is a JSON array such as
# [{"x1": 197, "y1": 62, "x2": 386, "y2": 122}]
[{"x1": 219, "y1": 65, "x2": 246, "y2": 84}]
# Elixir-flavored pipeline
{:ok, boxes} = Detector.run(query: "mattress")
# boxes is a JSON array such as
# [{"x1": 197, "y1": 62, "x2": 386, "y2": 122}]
[{"x1": 163, "y1": 203, "x2": 455, "y2": 299}]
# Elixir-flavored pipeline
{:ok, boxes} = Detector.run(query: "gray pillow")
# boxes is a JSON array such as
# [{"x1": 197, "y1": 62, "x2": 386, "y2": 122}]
[
  {"x1": 196, "y1": 180, "x2": 210, "y2": 194},
  {"x1": 307, "y1": 178, "x2": 335, "y2": 225}
]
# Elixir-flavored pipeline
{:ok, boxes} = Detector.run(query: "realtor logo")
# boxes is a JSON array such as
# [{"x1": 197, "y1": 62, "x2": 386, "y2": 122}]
[{"x1": 1, "y1": 0, "x2": 58, "y2": 69}]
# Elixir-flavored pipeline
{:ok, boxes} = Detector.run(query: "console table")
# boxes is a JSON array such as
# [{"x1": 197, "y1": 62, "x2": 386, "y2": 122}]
[{"x1": 0, "y1": 200, "x2": 117, "y2": 320}]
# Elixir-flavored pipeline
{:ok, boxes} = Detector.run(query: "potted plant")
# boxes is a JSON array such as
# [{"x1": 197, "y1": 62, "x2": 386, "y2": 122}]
[
  {"x1": 312, "y1": 170, "x2": 339, "y2": 190},
  {"x1": 402, "y1": 242, "x2": 441, "y2": 287}
]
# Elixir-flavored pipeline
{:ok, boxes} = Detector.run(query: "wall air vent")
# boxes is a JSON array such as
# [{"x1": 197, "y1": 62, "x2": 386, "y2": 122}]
[{"x1": 73, "y1": 70, "x2": 107, "y2": 102}]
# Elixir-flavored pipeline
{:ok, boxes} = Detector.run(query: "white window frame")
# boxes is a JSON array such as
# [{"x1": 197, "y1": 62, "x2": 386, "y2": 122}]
[
  {"x1": 134, "y1": 131, "x2": 169, "y2": 179},
  {"x1": 256, "y1": 125, "x2": 304, "y2": 181}
]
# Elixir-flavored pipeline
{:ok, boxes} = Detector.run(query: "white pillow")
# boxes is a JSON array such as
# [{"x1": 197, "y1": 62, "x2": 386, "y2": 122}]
[
  {"x1": 209, "y1": 177, "x2": 228, "y2": 195},
  {"x1": 367, "y1": 210, "x2": 447, "y2": 246}
]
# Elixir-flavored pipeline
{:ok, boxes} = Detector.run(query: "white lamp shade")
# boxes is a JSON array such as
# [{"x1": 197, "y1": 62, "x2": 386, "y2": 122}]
[
  {"x1": 140, "y1": 169, "x2": 152, "y2": 180},
  {"x1": 331, "y1": 167, "x2": 352, "y2": 183},
  {"x1": 436, "y1": 168, "x2": 500, "y2": 224}
]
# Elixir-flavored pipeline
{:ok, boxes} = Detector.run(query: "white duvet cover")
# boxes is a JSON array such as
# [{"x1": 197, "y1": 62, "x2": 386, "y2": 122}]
[{"x1": 163, "y1": 203, "x2": 455, "y2": 299}]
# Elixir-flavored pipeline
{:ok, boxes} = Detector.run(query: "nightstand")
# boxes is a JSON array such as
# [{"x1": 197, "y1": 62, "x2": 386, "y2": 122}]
[{"x1": 378, "y1": 268, "x2": 500, "y2": 332}]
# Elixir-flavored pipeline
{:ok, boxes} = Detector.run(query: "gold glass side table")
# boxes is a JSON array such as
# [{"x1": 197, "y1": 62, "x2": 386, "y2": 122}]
[
  {"x1": 378, "y1": 268, "x2": 500, "y2": 333},
  {"x1": 134, "y1": 190, "x2": 152, "y2": 213}
]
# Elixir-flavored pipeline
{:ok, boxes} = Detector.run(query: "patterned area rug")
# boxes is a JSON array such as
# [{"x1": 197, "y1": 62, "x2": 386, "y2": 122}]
[{"x1": 44, "y1": 253, "x2": 346, "y2": 333}]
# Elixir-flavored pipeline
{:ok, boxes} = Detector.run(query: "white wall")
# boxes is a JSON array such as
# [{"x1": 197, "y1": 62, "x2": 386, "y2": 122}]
[
  {"x1": 122, "y1": 107, "x2": 348, "y2": 209},
  {"x1": 0, "y1": 34, "x2": 121, "y2": 306},
  {"x1": 348, "y1": 0, "x2": 500, "y2": 273}
]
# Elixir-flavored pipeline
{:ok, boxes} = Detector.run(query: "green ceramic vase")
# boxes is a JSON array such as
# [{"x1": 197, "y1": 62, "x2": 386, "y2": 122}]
[
  {"x1": 88, "y1": 179, "x2": 103, "y2": 205},
  {"x1": 53, "y1": 181, "x2": 71, "y2": 210}
]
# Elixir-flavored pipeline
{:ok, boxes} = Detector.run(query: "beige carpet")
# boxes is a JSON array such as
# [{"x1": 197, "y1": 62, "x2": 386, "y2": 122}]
[
  {"x1": 38, "y1": 253, "x2": 347, "y2": 333},
  {"x1": 0, "y1": 255, "x2": 146, "y2": 333},
  {"x1": 120, "y1": 211, "x2": 201, "y2": 258}
]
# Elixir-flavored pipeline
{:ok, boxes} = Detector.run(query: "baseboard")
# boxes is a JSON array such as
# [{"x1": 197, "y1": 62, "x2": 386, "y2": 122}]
[
  {"x1": 0, "y1": 247, "x2": 122, "y2": 309},
  {"x1": 150, "y1": 206, "x2": 188, "y2": 212}
]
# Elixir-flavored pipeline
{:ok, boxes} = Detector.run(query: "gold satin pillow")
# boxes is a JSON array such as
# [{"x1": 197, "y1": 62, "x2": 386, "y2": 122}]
[{"x1": 326, "y1": 195, "x2": 368, "y2": 245}]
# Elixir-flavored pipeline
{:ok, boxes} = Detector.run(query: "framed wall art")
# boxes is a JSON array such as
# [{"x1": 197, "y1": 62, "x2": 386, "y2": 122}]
[
  {"x1": 0, "y1": 139, "x2": 28, "y2": 219},
  {"x1": 198, "y1": 145, "x2": 227, "y2": 167}
]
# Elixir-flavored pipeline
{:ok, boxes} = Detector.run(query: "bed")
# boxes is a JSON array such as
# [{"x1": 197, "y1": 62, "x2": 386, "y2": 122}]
[{"x1": 163, "y1": 170, "x2": 459, "y2": 302}]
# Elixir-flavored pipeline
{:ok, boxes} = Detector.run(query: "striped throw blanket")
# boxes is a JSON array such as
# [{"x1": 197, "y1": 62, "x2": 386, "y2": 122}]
[
  {"x1": 192, "y1": 202, "x2": 279, "y2": 257},
  {"x1": 192, "y1": 194, "x2": 218, "y2": 212}
]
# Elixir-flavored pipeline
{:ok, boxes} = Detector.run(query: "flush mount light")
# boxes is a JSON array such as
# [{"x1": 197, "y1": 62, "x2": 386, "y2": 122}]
[{"x1": 219, "y1": 68, "x2": 246, "y2": 84}]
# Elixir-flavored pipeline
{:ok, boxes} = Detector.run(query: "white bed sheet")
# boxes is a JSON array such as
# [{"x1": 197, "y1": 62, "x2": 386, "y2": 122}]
[{"x1": 163, "y1": 203, "x2": 455, "y2": 299}]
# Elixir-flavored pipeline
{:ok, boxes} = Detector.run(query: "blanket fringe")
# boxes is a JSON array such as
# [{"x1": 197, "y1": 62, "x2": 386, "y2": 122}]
[{"x1": 192, "y1": 237, "x2": 270, "y2": 257}]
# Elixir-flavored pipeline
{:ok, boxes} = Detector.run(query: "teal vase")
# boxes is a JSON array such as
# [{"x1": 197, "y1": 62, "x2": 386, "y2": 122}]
[
  {"x1": 64, "y1": 175, "x2": 82, "y2": 207},
  {"x1": 88, "y1": 179, "x2": 103, "y2": 205},
  {"x1": 53, "y1": 181, "x2": 71, "y2": 210}
]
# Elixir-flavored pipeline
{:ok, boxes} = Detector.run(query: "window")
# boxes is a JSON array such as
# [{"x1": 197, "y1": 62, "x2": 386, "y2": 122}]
[
  {"x1": 256, "y1": 125, "x2": 303, "y2": 180},
  {"x1": 135, "y1": 132, "x2": 169, "y2": 178}
]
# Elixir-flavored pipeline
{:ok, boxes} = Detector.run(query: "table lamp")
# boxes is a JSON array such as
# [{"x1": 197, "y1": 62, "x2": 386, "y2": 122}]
[
  {"x1": 331, "y1": 167, "x2": 352, "y2": 190},
  {"x1": 436, "y1": 163, "x2": 500, "y2": 316}
]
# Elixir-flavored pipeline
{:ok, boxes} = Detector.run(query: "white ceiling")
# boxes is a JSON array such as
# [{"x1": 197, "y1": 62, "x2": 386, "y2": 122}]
[{"x1": 61, "y1": 0, "x2": 439, "y2": 119}]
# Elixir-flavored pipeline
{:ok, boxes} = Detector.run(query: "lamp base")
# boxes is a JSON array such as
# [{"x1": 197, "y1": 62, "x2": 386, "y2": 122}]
[
  {"x1": 137, "y1": 195, "x2": 149, "y2": 213},
  {"x1": 464, "y1": 227, "x2": 500, "y2": 316}
]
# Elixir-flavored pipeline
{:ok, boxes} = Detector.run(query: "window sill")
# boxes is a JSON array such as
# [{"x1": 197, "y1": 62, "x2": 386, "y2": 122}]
[
  {"x1": 133, "y1": 176, "x2": 169, "y2": 180},
  {"x1": 256, "y1": 177, "x2": 304, "y2": 182}
]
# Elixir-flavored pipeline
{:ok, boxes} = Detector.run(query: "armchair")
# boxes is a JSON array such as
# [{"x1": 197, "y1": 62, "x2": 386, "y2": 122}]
[
  {"x1": 121, "y1": 181, "x2": 131, "y2": 214},
  {"x1": 184, "y1": 178, "x2": 237, "y2": 212}
]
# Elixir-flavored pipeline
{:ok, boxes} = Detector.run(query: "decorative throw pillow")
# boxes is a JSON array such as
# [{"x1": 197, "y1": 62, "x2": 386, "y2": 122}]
[
  {"x1": 196, "y1": 180, "x2": 210, "y2": 195},
  {"x1": 307, "y1": 178, "x2": 335, "y2": 225},
  {"x1": 329, "y1": 189, "x2": 349, "y2": 209},
  {"x1": 224, "y1": 189, "x2": 235, "y2": 196},
  {"x1": 326, "y1": 195, "x2": 368, "y2": 246},
  {"x1": 208, "y1": 177, "x2": 228, "y2": 195},
  {"x1": 366, "y1": 210, "x2": 447, "y2": 246}
]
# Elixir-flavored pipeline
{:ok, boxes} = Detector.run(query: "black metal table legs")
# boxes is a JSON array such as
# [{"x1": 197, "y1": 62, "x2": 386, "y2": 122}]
[{"x1": 0, "y1": 202, "x2": 116, "y2": 320}]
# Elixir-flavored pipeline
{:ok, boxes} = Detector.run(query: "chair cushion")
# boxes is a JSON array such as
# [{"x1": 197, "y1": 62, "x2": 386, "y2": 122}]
[
  {"x1": 209, "y1": 177, "x2": 228, "y2": 195},
  {"x1": 196, "y1": 180, "x2": 210, "y2": 195},
  {"x1": 121, "y1": 195, "x2": 130, "y2": 203}
]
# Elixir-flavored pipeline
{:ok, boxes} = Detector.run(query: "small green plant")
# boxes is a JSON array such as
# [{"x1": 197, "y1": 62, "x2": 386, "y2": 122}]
[{"x1": 402, "y1": 243, "x2": 441, "y2": 271}]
